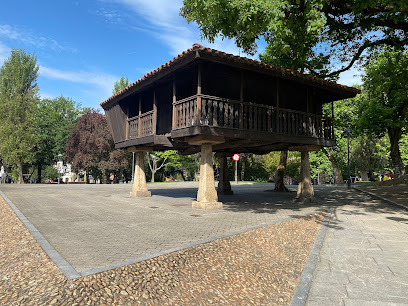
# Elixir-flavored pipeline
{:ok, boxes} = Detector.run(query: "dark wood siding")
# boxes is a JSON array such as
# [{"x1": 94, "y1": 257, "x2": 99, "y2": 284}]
[
  {"x1": 156, "y1": 81, "x2": 173, "y2": 134},
  {"x1": 105, "y1": 103, "x2": 127, "y2": 143}
]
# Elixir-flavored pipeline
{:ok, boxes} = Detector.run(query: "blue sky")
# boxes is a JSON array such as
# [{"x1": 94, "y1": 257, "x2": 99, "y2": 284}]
[{"x1": 0, "y1": 0, "x2": 361, "y2": 110}]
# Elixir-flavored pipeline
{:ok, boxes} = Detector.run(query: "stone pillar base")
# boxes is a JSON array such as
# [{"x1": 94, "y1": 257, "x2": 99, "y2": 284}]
[
  {"x1": 130, "y1": 191, "x2": 151, "y2": 197},
  {"x1": 192, "y1": 201, "x2": 223, "y2": 209}
]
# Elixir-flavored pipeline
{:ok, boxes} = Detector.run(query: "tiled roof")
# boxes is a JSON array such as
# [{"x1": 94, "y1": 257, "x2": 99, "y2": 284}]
[{"x1": 101, "y1": 43, "x2": 360, "y2": 107}]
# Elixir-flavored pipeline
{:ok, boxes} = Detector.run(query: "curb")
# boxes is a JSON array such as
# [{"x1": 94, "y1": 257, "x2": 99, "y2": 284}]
[
  {"x1": 0, "y1": 190, "x2": 81, "y2": 280},
  {"x1": 354, "y1": 187, "x2": 408, "y2": 211},
  {"x1": 290, "y1": 208, "x2": 333, "y2": 306}
]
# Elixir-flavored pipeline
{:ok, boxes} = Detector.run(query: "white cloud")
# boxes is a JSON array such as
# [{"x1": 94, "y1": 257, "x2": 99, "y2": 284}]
[
  {"x1": 0, "y1": 24, "x2": 76, "y2": 53},
  {"x1": 338, "y1": 67, "x2": 362, "y2": 87},
  {"x1": 102, "y1": 0, "x2": 246, "y2": 57},
  {"x1": 0, "y1": 41, "x2": 11, "y2": 63},
  {"x1": 39, "y1": 65, "x2": 119, "y2": 98}
]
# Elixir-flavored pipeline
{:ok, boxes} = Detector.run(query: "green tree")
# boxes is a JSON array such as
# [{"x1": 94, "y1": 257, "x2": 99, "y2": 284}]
[
  {"x1": 181, "y1": 0, "x2": 408, "y2": 77},
  {"x1": 112, "y1": 77, "x2": 130, "y2": 94},
  {"x1": 0, "y1": 49, "x2": 39, "y2": 184},
  {"x1": 33, "y1": 96, "x2": 82, "y2": 182},
  {"x1": 358, "y1": 48, "x2": 408, "y2": 176}
]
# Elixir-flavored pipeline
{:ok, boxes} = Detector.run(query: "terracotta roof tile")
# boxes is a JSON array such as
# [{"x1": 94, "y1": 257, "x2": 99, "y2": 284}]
[{"x1": 101, "y1": 43, "x2": 360, "y2": 107}]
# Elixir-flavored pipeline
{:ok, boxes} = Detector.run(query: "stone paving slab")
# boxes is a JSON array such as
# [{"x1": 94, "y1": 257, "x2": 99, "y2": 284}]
[
  {"x1": 306, "y1": 190, "x2": 408, "y2": 305},
  {"x1": 0, "y1": 183, "x2": 330, "y2": 274}
]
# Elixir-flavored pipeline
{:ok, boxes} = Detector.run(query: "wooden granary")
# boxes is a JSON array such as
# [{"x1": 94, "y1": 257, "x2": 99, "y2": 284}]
[{"x1": 101, "y1": 44, "x2": 359, "y2": 208}]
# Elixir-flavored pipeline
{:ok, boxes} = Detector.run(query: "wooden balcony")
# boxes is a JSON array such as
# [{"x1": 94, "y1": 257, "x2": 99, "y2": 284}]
[
  {"x1": 127, "y1": 110, "x2": 154, "y2": 138},
  {"x1": 173, "y1": 94, "x2": 334, "y2": 141}
]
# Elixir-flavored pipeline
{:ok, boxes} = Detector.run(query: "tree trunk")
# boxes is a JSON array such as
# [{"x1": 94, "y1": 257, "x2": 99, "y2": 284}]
[
  {"x1": 17, "y1": 162, "x2": 23, "y2": 184},
  {"x1": 274, "y1": 150, "x2": 289, "y2": 192},
  {"x1": 37, "y1": 163, "x2": 42, "y2": 183},
  {"x1": 388, "y1": 127, "x2": 406, "y2": 177},
  {"x1": 359, "y1": 170, "x2": 369, "y2": 181},
  {"x1": 322, "y1": 148, "x2": 344, "y2": 184}
]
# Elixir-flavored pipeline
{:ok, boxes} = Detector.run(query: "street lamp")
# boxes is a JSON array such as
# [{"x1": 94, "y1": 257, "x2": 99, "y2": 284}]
[
  {"x1": 57, "y1": 154, "x2": 63, "y2": 184},
  {"x1": 342, "y1": 128, "x2": 352, "y2": 189},
  {"x1": 317, "y1": 167, "x2": 320, "y2": 185}
]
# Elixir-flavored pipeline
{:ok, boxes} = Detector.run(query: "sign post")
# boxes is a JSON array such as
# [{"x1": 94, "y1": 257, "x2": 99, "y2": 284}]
[{"x1": 232, "y1": 154, "x2": 240, "y2": 184}]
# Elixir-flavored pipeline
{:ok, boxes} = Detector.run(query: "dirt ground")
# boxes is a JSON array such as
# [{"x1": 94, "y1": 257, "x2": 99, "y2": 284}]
[{"x1": 357, "y1": 176, "x2": 408, "y2": 208}]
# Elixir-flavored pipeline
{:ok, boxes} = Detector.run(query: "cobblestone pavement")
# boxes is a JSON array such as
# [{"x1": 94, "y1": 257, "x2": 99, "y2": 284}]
[
  {"x1": 306, "y1": 189, "x2": 408, "y2": 305},
  {"x1": 0, "y1": 183, "x2": 328, "y2": 274}
]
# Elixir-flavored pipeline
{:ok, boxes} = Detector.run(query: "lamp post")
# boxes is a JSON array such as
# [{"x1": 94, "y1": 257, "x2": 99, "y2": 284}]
[
  {"x1": 317, "y1": 167, "x2": 319, "y2": 185},
  {"x1": 57, "y1": 154, "x2": 63, "y2": 184},
  {"x1": 342, "y1": 128, "x2": 352, "y2": 189}
]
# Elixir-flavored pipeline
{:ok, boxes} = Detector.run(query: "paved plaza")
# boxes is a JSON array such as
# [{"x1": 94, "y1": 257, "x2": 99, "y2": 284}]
[
  {"x1": 0, "y1": 183, "x2": 324, "y2": 274},
  {"x1": 1, "y1": 182, "x2": 407, "y2": 305}
]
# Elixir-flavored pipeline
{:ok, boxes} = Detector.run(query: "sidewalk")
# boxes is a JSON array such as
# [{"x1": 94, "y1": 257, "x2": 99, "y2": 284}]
[{"x1": 306, "y1": 189, "x2": 408, "y2": 305}]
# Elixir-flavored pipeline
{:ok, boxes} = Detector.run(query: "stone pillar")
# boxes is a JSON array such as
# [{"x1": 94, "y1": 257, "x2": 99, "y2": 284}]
[
  {"x1": 192, "y1": 143, "x2": 223, "y2": 209},
  {"x1": 216, "y1": 154, "x2": 233, "y2": 195},
  {"x1": 295, "y1": 151, "x2": 314, "y2": 203},
  {"x1": 130, "y1": 151, "x2": 151, "y2": 197}
]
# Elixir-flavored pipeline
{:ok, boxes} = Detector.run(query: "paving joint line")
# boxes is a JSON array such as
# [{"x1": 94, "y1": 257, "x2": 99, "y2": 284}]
[
  {"x1": 0, "y1": 190, "x2": 81, "y2": 280},
  {"x1": 290, "y1": 207, "x2": 333, "y2": 306},
  {"x1": 354, "y1": 187, "x2": 408, "y2": 211}
]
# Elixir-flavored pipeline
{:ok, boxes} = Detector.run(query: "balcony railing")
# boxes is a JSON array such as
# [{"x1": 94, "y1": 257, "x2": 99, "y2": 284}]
[
  {"x1": 128, "y1": 110, "x2": 154, "y2": 138},
  {"x1": 173, "y1": 94, "x2": 334, "y2": 140}
]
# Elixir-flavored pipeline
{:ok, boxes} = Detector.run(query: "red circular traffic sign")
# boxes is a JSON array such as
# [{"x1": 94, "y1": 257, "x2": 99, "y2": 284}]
[{"x1": 232, "y1": 154, "x2": 240, "y2": 161}]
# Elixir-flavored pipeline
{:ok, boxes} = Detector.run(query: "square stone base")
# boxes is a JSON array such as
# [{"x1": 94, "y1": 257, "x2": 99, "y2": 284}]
[
  {"x1": 130, "y1": 191, "x2": 151, "y2": 197},
  {"x1": 192, "y1": 201, "x2": 223, "y2": 209}
]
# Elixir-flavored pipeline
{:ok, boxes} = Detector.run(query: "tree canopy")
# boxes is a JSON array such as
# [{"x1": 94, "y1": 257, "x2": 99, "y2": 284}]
[
  {"x1": 358, "y1": 48, "x2": 408, "y2": 175},
  {"x1": 0, "y1": 49, "x2": 39, "y2": 183},
  {"x1": 113, "y1": 77, "x2": 130, "y2": 94},
  {"x1": 33, "y1": 96, "x2": 83, "y2": 181},
  {"x1": 181, "y1": 0, "x2": 408, "y2": 77}
]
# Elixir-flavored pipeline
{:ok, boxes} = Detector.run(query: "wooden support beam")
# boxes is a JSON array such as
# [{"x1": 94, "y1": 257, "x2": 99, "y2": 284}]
[
  {"x1": 127, "y1": 146, "x2": 153, "y2": 153},
  {"x1": 187, "y1": 135, "x2": 225, "y2": 146},
  {"x1": 126, "y1": 106, "x2": 129, "y2": 140},
  {"x1": 288, "y1": 145, "x2": 321, "y2": 152},
  {"x1": 138, "y1": 96, "x2": 142, "y2": 137},
  {"x1": 172, "y1": 76, "x2": 176, "y2": 129},
  {"x1": 153, "y1": 88, "x2": 157, "y2": 134},
  {"x1": 196, "y1": 62, "x2": 202, "y2": 125}
]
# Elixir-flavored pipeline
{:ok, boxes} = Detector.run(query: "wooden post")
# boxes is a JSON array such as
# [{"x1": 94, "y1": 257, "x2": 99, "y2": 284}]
[
  {"x1": 126, "y1": 106, "x2": 129, "y2": 139},
  {"x1": 197, "y1": 62, "x2": 202, "y2": 125},
  {"x1": 138, "y1": 96, "x2": 142, "y2": 137},
  {"x1": 239, "y1": 71, "x2": 244, "y2": 129},
  {"x1": 217, "y1": 154, "x2": 233, "y2": 195},
  {"x1": 172, "y1": 76, "x2": 176, "y2": 129},
  {"x1": 153, "y1": 88, "x2": 157, "y2": 134}
]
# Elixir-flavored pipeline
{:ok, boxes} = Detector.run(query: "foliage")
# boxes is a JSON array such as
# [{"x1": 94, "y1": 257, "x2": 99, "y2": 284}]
[
  {"x1": 0, "y1": 49, "x2": 39, "y2": 183},
  {"x1": 33, "y1": 96, "x2": 83, "y2": 180},
  {"x1": 43, "y1": 165, "x2": 58, "y2": 181},
  {"x1": 181, "y1": 0, "x2": 408, "y2": 77},
  {"x1": 64, "y1": 110, "x2": 130, "y2": 182},
  {"x1": 112, "y1": 77, "x2": 130, "y2": 94},
  {"x1": 358, "y1": 48, "x2": 408, "y2": 175}
]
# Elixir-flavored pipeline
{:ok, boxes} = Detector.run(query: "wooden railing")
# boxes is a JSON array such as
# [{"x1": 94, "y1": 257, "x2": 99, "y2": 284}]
[
  {"x1": 173, "y1": 94, "x2": 334, "y2": 140},
  {"x1": 128, "y1": 110, "x2": 154, "y2": 138}
]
